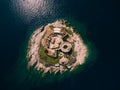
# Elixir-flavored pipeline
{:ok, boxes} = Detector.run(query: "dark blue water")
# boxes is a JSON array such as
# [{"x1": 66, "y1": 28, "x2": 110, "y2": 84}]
[{"x1": 0, "y1": 0, "x2": 118, "y2": 90}]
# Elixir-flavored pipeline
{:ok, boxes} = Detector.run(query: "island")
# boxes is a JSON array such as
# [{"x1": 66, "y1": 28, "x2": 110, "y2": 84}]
[{"x1": 27, "y1": 20, "x2": 88, "y2": 74}]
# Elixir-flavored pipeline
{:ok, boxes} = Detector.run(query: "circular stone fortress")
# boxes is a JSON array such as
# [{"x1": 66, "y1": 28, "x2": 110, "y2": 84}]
[{"x1": 27, "y1": 20, "x2": 88, "y2": 74}]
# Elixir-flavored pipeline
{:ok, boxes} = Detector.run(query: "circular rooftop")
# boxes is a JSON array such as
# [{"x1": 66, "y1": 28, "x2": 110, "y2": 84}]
[{"x1": 60, "y1": 42, "x2": 72, "y2": 53}]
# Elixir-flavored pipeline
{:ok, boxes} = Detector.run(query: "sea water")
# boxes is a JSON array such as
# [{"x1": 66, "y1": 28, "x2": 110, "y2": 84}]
[{"x1": 3, "y1": 0, "x2": 97, "y2": 89}]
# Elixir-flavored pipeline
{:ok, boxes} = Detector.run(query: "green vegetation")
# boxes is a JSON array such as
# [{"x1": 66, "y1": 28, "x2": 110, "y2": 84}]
[
  {"x1": 66, "y1": 29, "x2": 73, "y2": 35},
  {"x1": 68, "y1": 57, "x2": 76, "y2": 65},
  {"x1": 61, "y1": 27, "x2": 73, "y2": 35},
  {"x1": 67, "y1": 48, "x2": 75, "y2": 65},
  {"x1": 38, "y1": 47, "x2": 61, "y2": 65},
  {"x1": 67, "y1": 53, "x2": 75, "y2": 65},
  {"x1": 49, "y1": 25, "x2": 54, "y2": 29}
]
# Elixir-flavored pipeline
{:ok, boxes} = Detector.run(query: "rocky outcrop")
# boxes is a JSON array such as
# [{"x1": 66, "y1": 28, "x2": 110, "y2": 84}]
[{"x1": 27, "y1": 20, "x2": 88, "y2": 74}]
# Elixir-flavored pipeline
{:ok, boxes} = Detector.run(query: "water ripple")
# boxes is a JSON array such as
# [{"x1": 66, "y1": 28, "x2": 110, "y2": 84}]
[{"x1": 10, "y1": 0, "x2": 60, "y2": 24}]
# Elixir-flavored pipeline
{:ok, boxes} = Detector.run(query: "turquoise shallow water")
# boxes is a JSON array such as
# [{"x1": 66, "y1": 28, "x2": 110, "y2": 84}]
[
  {"x1": 1, "y1": 0, "x2": 116, "y2": 90},
  {"x1": 7, "y1": 18, "x2": 97, "y2": 89}
]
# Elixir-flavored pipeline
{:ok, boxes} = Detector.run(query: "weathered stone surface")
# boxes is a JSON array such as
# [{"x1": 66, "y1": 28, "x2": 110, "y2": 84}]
[{"x1": 27, "y1": 20, "x2": 88, "y2": 74}]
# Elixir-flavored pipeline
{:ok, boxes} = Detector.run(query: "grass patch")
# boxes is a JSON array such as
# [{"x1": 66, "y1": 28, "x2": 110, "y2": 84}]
[
  {"x1": 39, "y1": 48, "x2": 61, "y2": 65},
  {"x1": 66, "y1": 29, "x2": 73, "y2": 35},
  {"x1": 61, "y1": 27, "x2": 73, "y2": 35}
]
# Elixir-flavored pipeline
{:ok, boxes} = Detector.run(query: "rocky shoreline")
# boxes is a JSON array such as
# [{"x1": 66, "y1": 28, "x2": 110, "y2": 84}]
[{"x1": 27, "y1": 20, "x2": 88, "y2": 74}]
